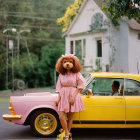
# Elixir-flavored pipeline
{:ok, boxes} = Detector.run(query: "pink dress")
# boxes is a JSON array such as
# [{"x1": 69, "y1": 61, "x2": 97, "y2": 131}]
[{"x1": 56, "y1": 72, "x2": 86, "y2": 113}]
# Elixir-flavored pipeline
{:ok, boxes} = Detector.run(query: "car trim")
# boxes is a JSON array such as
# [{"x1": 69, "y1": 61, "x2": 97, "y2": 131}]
[
  {"x1": 126, "y1": 106, "x2": 140, "y2": 107},
  {"x1": 73, "y1": 121, "x2": 140, "y2": 124},
  {"x1": 73, "y1": 121, "x2": 125, "y2": 124},
  {"x1": 126, "y1": 121, "x2": 140, "y2": 124},
  {"x1": 85, "y1": 105, "x2": 140, "y2": 107},
  {"x1": 85, "y1": 105, "x2": 125, "y2": 107}
]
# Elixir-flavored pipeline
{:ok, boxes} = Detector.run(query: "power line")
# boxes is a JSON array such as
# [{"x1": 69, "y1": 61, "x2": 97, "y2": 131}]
[
  {"x1": 0, "y1": 0, "x2": 47, "y2": 5},
  {"x1": 3, "y1": 35, "x2": 64, "y2": 42},
  {"x1": 1, "y1": 0, "x2": 54, "y2": 2},
  {"x1": 4, "y1": 24, "x2": 59, "y2": 30},
  {"x1": 0, "y1": 13, "x2": 57, "y2": 21},
  {"x1": 0, "y1": 1, "x2": 64, "y2": 9},
  {"x1": 0, "y1": 11, "x2": 60, "y2": 18}
]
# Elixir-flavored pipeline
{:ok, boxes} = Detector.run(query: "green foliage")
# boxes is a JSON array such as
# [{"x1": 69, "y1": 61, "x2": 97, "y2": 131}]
[
  {"x1": 102, "y1": 0, "x2": 140, "y2": 25},
  {"x1": 90, "y1": 13, "x2": 104, "y2": 31},
  {"x1": 93, "y1": 58, "x2": 102, "y2": 72},
  {"x1": 0, "y1": 0, "x2": 72, "y2": 90}
]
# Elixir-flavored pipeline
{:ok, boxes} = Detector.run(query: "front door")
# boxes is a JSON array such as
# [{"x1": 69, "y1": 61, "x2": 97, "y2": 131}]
[
  {"x1": 79, "y1": 77, "x2": 125, "y2": 127},
  {"x1": 124, "y1": 78, "x2": 140, "y2": 126}
]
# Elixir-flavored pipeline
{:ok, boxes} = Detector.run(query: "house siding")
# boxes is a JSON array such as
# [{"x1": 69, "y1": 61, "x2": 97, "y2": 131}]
[
  {"x1": 65, "y1": 0, "x2": 140, "y2": 74},
  {"x1": 128, "y1": 29, "x2": 140, "y2": 73},
  {"x1": 117, "y1": 20, "x2": 129, "y2": 73}
]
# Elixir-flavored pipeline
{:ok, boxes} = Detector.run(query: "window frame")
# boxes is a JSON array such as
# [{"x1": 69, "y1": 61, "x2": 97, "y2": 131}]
[
  {"x1": 70, "y1": 39, "x2": 86, "y2": 62},
  {"x1": 96, "y1": 39, "x2": 102, "y2": 58},
  {"x1": 70, "y1": 41, "x2": 74, "y2": 54},
  {"x1": 138, "y1": 33, "x2": 140, "y2": 40},
  {"x1": 82, "y1": 77, "x2": 125, "y2": 96},
  {"x1": 124, "y1": 78, "x2": 140, "y2": 96}
]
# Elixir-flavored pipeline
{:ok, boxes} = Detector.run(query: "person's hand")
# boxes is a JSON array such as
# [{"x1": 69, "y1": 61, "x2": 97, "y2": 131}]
[
  {"x1": 70, "y1": 97, "x2": 74, "y2": 105},
  {"x1": 55, "y1": 99, "x2": 59, "y2": 106},
  {"x1": 77, "y1": 88, "x2": 82, "y2": 93}
]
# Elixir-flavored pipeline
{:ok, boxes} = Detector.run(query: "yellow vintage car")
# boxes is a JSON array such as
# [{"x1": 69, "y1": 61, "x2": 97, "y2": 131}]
[{"x1": 2, "y1": 72, "x2": 140, "y2": 137}]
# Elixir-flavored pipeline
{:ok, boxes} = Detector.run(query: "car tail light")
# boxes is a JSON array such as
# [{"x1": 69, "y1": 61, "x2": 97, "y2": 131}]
[{"x1": 9, "y1": 97, "x2": 16, "y2": 115}]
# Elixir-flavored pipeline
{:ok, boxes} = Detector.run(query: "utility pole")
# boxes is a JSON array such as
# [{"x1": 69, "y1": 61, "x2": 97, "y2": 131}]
[
  {"x1": 16, "y1": 30, "x2": 30, "y2": 65},
  {"x1": 17, "y1": 32, "x2": 20, "y2": 65},
  {"x1": 3, "y1": 28, "x2": 30, "y2": 91},
  {"x1": 6, "y1": 35, "x2": 9, "y2": 89},
  {"x1": 9, "y1": 40, "x2": 14, "y2": 92},
  {"x1": 3, "y1": 28, "x2": 16, "y2": 90}
]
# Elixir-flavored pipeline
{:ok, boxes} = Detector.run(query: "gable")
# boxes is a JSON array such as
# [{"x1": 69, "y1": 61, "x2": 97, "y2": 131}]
[{"x1": 66, "y1": 0, "x2": 107, "y2": 35}]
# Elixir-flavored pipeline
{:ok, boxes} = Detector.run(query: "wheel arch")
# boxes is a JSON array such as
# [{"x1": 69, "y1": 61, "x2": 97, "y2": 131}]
[{"x1": 24, "y1": 106, "x2": 59, "y2": 126}]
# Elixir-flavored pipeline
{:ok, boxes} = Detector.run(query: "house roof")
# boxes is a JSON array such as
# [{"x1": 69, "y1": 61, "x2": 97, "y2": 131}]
[
  {"x1": 94, "y1": 0, "x2": 102, "y2": 8},
  {"x1": 65, "y1": 0, "x2": 140, "y2": 35},
  {"x1": 65, "y1": 0, "x2": 88, "y2": 36},
  {"x1": 94, "y1": 0, "x2": 140, "y2": 31},
  {"x1": 127, "y1": 18, "x2": 140, "y2": 31},
  {"x1": 65, "y1": 0, "x2": 102, "y2": 35}
]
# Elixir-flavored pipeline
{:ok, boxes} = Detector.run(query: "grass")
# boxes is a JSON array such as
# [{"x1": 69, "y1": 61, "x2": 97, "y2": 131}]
[
  {"x1": 0, "y1": 89, "x2": 11, "y2": 94},
  {"x1": 0, "y1": 98, "x2": 9, "y2": 104},
  {"x1": 0, "y1": 86, "x2": 55, "y2": 95}
]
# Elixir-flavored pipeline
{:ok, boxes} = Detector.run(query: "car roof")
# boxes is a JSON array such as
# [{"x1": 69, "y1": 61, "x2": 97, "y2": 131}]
[{"x1": 90, "y1": 72, "x2": 140, "y2": 81}]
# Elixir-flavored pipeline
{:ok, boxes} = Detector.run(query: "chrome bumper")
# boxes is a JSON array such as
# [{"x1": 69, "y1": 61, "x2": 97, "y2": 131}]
[{"x1": 2, "y1": 114, "x2": 22, "y2": 122}]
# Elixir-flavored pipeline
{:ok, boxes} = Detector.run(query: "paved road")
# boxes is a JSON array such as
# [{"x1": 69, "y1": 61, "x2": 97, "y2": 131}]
[{"x1": 1, "y1": 100, "x2": 140, "y2": 140}]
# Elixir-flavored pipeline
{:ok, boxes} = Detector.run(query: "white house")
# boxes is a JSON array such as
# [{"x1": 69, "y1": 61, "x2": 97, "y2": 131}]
[{"x1": 65, "y1": 0, "x2": 140, "y2": 73}]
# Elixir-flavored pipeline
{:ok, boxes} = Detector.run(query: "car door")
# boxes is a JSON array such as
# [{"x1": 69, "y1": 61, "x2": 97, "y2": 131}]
[
  {"x1": 124, "y1": 78, "x2": 140, "y2": 125},
  {"x1": 79, "y1": 77, "x2": 125, "y2": 127}
]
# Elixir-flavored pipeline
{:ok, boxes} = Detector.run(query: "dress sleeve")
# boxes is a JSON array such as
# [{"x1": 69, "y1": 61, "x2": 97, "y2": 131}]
[
  {"x1": 56, "y1": 74, "x2": 62, "y2": 92},
  {"x1": 77, "y1": 72, "x2": 86, "y2": 90}
]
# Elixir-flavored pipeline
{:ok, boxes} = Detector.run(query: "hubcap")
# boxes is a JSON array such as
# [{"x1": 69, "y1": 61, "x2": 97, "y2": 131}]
[{"x1": 34, "y1": 113, "x2": 57, "y2": 135}]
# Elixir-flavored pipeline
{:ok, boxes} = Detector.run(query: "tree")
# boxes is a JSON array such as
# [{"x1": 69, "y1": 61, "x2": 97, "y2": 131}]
[
  {"x1": 102, "y1": 0, "x2": 140, "y2": 25},
  {"x1": 0, "y1": 0, "x2": 73, "y2": 90},
  {"x1": 57, "y1": 0, "x2": 83, "y2": 32}
]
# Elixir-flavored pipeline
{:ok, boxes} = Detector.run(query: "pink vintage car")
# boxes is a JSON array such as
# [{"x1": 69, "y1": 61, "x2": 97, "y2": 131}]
[{"x1": 3, "y1": 92, "x2": 60, "y2": 137}]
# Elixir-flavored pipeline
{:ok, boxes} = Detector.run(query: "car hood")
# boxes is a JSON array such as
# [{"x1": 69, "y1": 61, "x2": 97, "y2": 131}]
[
  {"x1": 24, "y1": 92, "x2": 54, "y2": 96},
  {"x1": 10, "y1": 92, "x2": 58, "y2": 103}
]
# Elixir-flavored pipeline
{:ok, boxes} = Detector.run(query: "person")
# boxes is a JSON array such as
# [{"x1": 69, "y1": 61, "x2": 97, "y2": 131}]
[
  {"x1": 119, "y1": 85, "x2": 124, "y2": 96},
  {"x1": 55, "y1": 54, "x2": 86, "y2": 140},
  {"x1": 111, "y1": 81, "x2": 120, "y2": 96}
]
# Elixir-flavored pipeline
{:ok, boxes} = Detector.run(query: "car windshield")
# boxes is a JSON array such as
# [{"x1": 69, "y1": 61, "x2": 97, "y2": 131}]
[{"x1": 84, "y1": 73, "x2": 93, "y2": 86}]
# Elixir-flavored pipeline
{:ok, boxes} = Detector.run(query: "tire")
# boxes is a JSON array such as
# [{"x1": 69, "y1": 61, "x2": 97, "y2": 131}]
[{"x1": 30, "y1": 109, "x2": 60, "y2": 137}]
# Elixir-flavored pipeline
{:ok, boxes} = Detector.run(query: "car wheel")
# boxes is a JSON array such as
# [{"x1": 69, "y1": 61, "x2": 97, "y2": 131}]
[{"x1": 30, "y1": 109, "x2": 60, "y2": 137}]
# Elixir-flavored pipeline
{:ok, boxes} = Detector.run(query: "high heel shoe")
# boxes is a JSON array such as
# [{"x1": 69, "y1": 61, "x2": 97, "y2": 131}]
[
  {"x1": 69, "y1": 132, "x2": 72, "y2": 140},
  {"x1": 63, "y1": 133, "x2": 72, "y2": 140},
  {"x1": 63, "y1": 135, "x2": 69, "y2": 140},
  {"x1": 56, "y1": 129, "x2": 65, "y2": 140}
]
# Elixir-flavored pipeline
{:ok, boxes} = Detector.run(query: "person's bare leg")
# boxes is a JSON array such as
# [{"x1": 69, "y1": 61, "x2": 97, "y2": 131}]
[
  {"x1": 67, "y1": 112, "x2": 74, "y2": 132},
  {"x1": 59, "y1": 112, "x2": 69, "y2": 136}
]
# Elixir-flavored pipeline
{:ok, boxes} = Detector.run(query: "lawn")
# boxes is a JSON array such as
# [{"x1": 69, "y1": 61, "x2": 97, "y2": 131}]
[
  {"x1": 0, "y1": 98, "x2": 9, "y2": 104},
  {"x1": 0, "y1": 89, "x2": 11, "y2": 94}
]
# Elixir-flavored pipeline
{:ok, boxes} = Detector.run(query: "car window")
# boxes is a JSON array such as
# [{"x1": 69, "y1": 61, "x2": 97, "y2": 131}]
[
  {"x1": 124, "y1": 79, "x2": 140, "y2": 96},
  {"x1": 82, "y1": 78, "x2": 124, "y2": 96},
  {"x1": 84, "y1": 73, "x2": 93, "y2": 86}
]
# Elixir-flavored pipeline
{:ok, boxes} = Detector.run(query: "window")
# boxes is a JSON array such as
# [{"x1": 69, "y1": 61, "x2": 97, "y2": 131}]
[
  {"x1": 106, "y1": 65, "x2": 109, "y2": 72},
  {"x1": 71, "y1": 39, "x2": 86, "y2": 63},
  {"x1": 75, "y1": 40, "x2": 82, "y2": 61},
  {"x1": 83, "y1": 39, "x2": 86, "y2": 58},
  {"x1": 124, "y1": 79, "x2": 140, "y2": 96},
  {"x1": 70, "y1": 41, "x2": 74, "y2": 54},
  {"x1": 83, "y1": 78, "x2": 124, "y2": 96},
  {"x1": 97, "y1": 40, "x2": 102, "y2": 57},
  {"x1": 138, "y1": 33, "x2": 140, "y2": 40}
]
